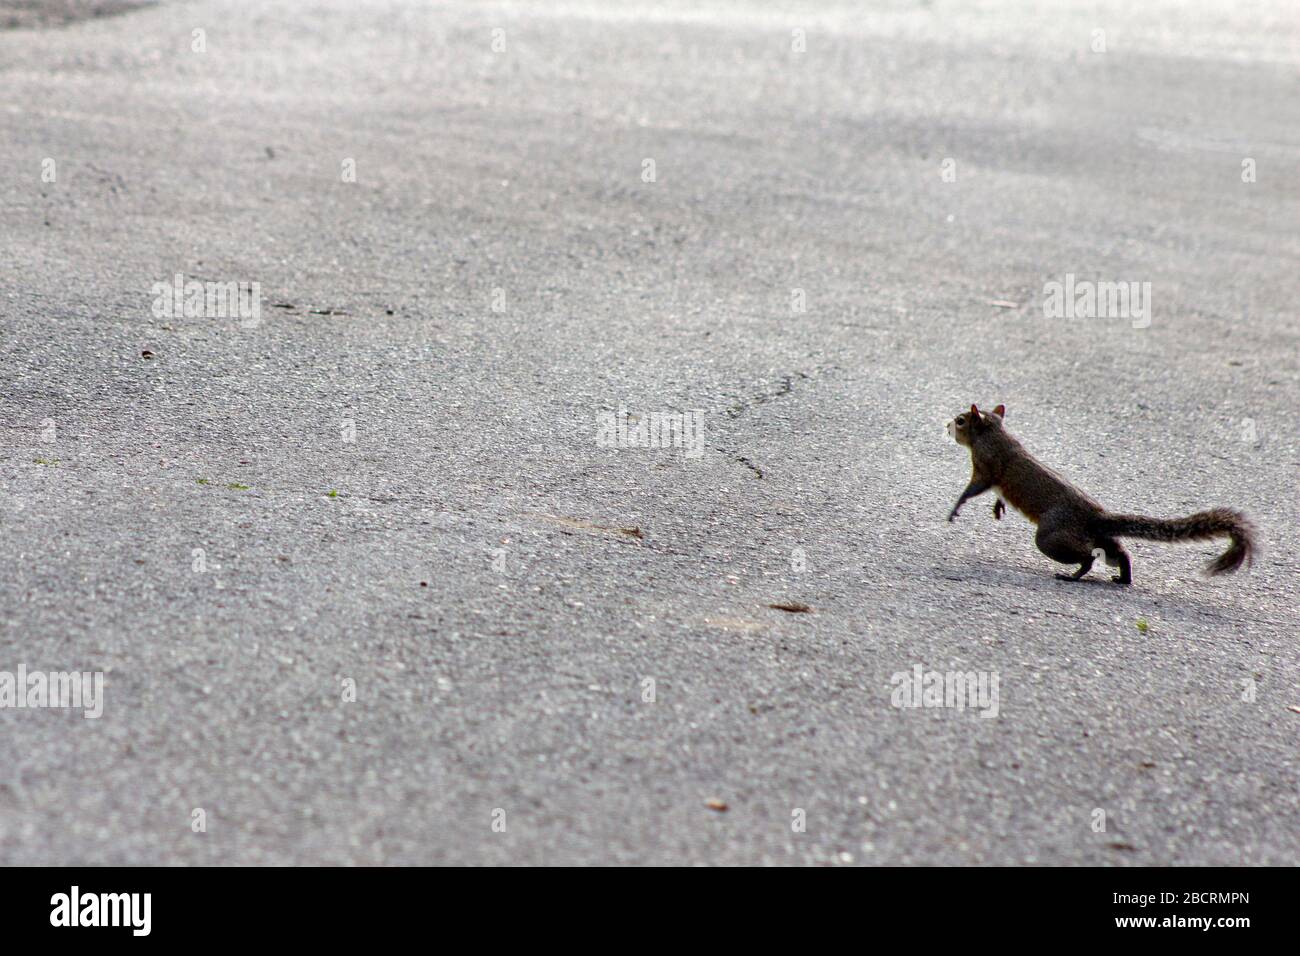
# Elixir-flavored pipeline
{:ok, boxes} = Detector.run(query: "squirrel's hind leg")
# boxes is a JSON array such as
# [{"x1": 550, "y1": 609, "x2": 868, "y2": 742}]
[
  {"x1": 1097, "y1": 538, "x2": 1132, "y2": 585},
  {"x1": 1036, "y1": 522, "x2": 1095, "y2": 581},
  {"x1": 1054, "y1": 555, "x2": 1094, "y2": 581}
]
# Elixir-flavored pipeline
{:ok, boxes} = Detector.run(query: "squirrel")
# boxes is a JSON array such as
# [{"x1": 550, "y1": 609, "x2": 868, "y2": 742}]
[{"x1": 946, "y1": 404, "x2": 1256, "y2": 584}]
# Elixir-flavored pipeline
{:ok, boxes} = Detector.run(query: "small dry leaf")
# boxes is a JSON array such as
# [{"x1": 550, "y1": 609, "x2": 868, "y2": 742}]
[
  {"x1": 767, "y1": 601, "x2": 812, "y2": 613},
  {"x1": 140, "y1": 350, "x2": 155, "y2": 359},
  {"x1": 1288, "y1": 705, "x2": 1300, "y2": 715},
  {"x1": 538, "y1": 516, "x2": 644, "y2": 540},
  {"x1": 704, "y1": 798, "x2": 728, "y2": 812}
]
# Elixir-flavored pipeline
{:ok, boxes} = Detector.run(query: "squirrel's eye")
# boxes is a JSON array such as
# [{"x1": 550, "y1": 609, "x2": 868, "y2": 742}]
[{"x1": 955, "y1": 416, "x2": 966, "y2": 426}]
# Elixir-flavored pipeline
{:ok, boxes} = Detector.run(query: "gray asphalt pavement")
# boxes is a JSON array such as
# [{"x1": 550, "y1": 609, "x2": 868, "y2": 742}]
[{"x1": 1, "y1": 0, "x2": 1297, "y2": 865}]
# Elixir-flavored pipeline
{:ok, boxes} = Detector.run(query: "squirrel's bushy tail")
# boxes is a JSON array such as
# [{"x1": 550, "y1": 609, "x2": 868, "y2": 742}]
[{"x1": 1095, "y1": 508, "x2": 1257, "y2": 575}]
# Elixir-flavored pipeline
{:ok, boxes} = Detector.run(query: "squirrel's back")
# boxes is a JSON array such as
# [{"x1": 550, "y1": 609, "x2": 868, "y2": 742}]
[{"x1": 973, "y1": 428, "x2": 1101, "y2": 525}]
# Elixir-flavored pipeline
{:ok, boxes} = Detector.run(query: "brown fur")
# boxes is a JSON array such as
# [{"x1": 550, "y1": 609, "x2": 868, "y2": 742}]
[{"x1": 947, "y1": 404, "x2": 1256, "y2": 584}]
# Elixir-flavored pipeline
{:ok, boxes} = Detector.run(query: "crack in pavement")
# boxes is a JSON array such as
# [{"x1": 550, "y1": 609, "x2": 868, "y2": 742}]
[{"x1": 724, "y1": 371, "x2": 810, "y2": 420}]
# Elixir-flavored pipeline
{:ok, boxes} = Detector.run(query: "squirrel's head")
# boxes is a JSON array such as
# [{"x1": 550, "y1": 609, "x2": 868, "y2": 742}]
[{"x1": 947, "y1": 403, "x2": 1005, "y2": 447}]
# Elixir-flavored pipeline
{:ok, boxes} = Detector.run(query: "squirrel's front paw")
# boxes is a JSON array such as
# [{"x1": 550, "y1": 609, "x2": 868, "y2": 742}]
[{"x1": 993, "y1": 499, "x2": 1005, "y2": 520}]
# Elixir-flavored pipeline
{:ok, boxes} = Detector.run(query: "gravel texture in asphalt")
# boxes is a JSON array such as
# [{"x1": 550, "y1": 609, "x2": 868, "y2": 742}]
[{"x1": 0, "y1": 0, "x2": 1297, "y2": 865}]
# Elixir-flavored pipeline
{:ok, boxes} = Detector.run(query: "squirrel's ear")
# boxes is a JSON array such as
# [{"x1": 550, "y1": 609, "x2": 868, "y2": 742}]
[
  {"x1": 970, "y1": 404, "x2": 980, "y2": 417},
  {"x1": 992, "y1": 404, "x2": 1005, "y2": 418}
]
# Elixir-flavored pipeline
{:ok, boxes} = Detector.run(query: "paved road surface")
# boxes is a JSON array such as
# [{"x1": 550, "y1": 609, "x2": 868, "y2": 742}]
[{"x1": 1, "y1": 0, "x2": 1297, "y2": 864}]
